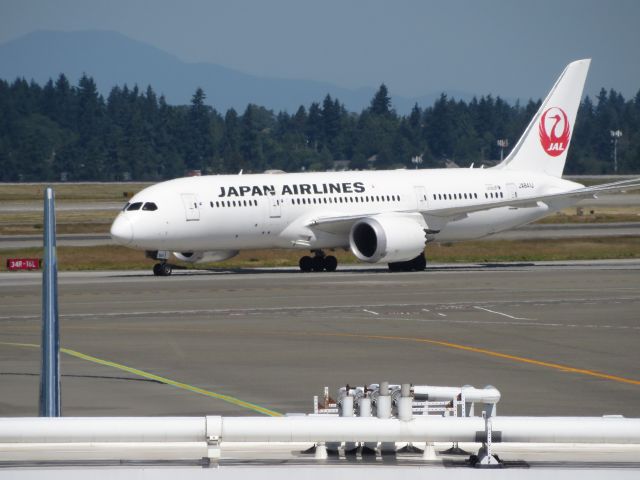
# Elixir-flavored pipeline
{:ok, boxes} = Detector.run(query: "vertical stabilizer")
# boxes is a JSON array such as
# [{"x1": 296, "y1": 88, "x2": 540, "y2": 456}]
[{"x1": 498, "y1": 59, "x2": 590, "y2": 177}]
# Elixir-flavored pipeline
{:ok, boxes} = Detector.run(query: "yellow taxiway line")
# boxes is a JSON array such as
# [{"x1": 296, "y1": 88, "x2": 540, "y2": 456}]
[
  {"x1": 305, "y1": 332, "x2": 640, "y2": 386},
  {"x1": 0, "y1": 341, "x2": 282, "y2": 417}
]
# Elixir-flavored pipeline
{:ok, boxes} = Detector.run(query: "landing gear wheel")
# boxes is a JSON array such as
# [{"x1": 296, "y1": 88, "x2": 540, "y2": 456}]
[
  {"x1": 311, "y1": 256, "x2": 325, "y2": 272},
  {"x1": 299, "y1": 256, "x2": 313, "y2": 272},
  {"x1": 161, "y1": 263, "x2": 173, "y2": 276},
  {"x1": 324, "y1": 255, "x2": 338, "y2": 272},
  {"x1": 154, "y1": 262, "x2": 172, "y2": 276}
]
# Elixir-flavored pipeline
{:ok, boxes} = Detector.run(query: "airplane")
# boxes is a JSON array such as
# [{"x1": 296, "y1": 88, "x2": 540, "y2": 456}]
[{"x1": 110, "y1": 59, "x2": 640, "y2": 276}]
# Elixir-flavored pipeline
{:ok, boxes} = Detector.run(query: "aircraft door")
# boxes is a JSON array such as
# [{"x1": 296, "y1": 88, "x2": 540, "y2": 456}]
[
  {"x1": 506, "y1": 183, "x2": 518, "y2": 199},
  {"x1": 268, "y1": 195, "x2": 282, "y2": 218},
  {"x1": 181, "y1": 193, "x2": 200, "y2": 221},
  {"x1": 414, "y1": 186, "x2": 428, "y2": 210}
]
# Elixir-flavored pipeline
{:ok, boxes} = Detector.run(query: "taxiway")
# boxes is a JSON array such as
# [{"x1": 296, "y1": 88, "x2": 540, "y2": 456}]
[{"x1": 1, "y1": 260, "x2": 639, "y2": 419}]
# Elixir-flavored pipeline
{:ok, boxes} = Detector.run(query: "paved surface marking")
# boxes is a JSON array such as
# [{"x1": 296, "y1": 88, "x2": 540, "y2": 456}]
[
  {"x1": 0, "y1": 341, "x2": 282, "y2": 417},
  {"x1": 297, "y1": 332, "x2": 640, "y2": 387},
  {"x1": 473, "y1": 306, "x2": 532, "y2": 321}
]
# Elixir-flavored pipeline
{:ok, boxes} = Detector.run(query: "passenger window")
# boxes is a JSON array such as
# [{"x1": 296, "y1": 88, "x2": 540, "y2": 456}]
[{"x1": 127, "y1": 202, "x2": 143, "y2": 211}]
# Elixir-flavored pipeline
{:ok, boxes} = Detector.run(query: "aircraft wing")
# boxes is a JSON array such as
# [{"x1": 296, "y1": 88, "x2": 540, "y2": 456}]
[
  {"x1": 307, "y1": 177, "x2": 640, "y2": 233},
  {"x1": 424, "y1": 177, "x2": 640, "y2": 219},
  {"x1": 306, "y1": 212, "x2": 380, "y2": 234}
]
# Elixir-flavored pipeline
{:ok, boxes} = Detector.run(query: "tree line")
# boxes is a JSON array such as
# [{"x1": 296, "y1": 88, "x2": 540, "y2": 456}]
[{"x1": 0, "y1": 74, "x2": 638, "y2": 182}]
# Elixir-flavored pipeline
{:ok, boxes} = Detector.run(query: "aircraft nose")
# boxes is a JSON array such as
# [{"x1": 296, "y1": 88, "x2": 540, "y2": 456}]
[{"x1": 110, "y1": 215, "x2": 133, "y2": 245}]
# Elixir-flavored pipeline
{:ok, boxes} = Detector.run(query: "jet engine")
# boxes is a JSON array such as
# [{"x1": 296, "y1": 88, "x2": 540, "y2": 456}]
[
  {"x1": 173, "y1": 250, "x2": 239, "y2": 263},
  {"x1": 349, "y1": 214, "x2": 427, "y2": 263}
]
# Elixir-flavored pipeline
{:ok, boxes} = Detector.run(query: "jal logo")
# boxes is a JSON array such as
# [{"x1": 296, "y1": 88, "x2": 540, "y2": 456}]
[{"x1": 539, "y1": 107, "x2": 570, "y2": 157}]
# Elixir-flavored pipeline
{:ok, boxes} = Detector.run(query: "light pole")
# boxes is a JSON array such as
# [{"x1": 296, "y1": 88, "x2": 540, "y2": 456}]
[
  {"x1": 411, "y1": 154, "x2": 423, "y2": 169},
  {"x1": 610, "y1": 130, "x2": 622, "y2": 174},
  {"x1": 497, "y1": 139, "x2": 509, "y2": 162}
]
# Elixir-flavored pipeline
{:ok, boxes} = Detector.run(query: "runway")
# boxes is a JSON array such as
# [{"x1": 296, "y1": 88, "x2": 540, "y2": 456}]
[{"x1": 1, "y1": 260, "x2": 639, "y2": 419}]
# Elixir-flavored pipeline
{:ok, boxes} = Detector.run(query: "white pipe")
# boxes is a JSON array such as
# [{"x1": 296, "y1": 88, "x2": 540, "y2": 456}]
[
  {"x1": 397, "y1": 383, "x2": 412, "y2": 421},
  {"x1": 358, "y1": 397, "x2": 372, "y2": 417},
  {"x1": 0, "y1": 417, "x2": 205, "y2": 443},
  {"x1": 218, "y1": 417, "x2": 484, "y2": 443},
  {"x1": 218, "y1": 416, "x2": 640, "y2": 444},
  {"x1": 413, "y1": 385, "x2": 501, "y2": 404},
  {"x1": 493, "y1": 417, "x2": 640, "y2": 444},
  {"x1": 2, "y1": 416, "x2": 640, "y2": 445},
  {"x1": 340, "y1": 396, "x2": 354, "y2": 417}
]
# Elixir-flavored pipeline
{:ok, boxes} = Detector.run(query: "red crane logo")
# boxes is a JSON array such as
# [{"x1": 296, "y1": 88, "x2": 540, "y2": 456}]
[{"x1": 539, "y1": 107, "x2": 570, "y2": 157}]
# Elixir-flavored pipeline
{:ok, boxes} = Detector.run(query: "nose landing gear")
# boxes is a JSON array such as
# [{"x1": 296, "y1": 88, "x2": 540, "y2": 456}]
[
  {"x1": 147, "y1": 251, "x2": 173, "y2": 276},
  {"x1": 299, "y1": 250, "x2": 338, "y2": 272}
]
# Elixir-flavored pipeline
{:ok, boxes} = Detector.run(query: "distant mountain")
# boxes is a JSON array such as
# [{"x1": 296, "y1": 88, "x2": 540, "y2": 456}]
[{"x1": 0, "y1": 30, "x2": 474, "y2": 114}]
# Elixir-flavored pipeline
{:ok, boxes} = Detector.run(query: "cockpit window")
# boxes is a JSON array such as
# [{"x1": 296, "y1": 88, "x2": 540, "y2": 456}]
[
  {"x1": 127, "y1": 202, "x2": 143, "y2": 211},
  {"x1": 122, "y1": 202, "x2": 130, "y2": 211},
  {"x1": 142, "y1": 202, "x2": 158, "y2": 211}
]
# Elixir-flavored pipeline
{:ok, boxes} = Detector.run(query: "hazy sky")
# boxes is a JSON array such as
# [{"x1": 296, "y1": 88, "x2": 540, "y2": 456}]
[{"x1": 1, "y1": 0, "x2": 639, "y2": 101}]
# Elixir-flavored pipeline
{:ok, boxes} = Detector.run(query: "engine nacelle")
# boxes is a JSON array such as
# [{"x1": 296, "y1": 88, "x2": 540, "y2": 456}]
[
  {"x1": 349, "y1": 214, "x2": 427, "y2": 263},
  {"x1": 172, "y1": 250, "x2": 239, "y2": 263}
]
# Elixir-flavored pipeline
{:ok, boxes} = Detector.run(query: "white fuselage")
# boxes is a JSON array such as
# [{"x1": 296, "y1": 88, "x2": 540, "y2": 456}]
[{"x1": 111, "y1": 168, "x2": 582, "y2": 254}]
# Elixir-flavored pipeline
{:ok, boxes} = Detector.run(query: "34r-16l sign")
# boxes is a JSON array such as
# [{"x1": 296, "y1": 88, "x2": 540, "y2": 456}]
[{"x1": 6, "y1": 258, "x2": 41, "y2": 271}]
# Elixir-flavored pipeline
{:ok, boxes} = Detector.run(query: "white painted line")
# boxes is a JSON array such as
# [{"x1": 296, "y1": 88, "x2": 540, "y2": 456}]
[
  {"x1": 437, "y1": 313, "x2": 446, "y2": 317},
  {"x1": 474, "y1": 306, "x2": 532, "y2": 321},
  {"x1": 362, "y1": 309, "x2": 379, "y2": 316},
  {"x1": 421, "y1": 309, "x2": 430, "y2": 312}
]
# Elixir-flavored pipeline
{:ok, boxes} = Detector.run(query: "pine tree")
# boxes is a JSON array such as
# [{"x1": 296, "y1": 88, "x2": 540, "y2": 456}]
[{"x1": 370, "y1": 84, "x2": 392, "y2": 116}]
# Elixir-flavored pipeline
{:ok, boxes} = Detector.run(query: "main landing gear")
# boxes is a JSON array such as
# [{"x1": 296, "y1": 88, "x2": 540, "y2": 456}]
[
  {"x1": 152, "y1": 261, "x2": 173, "y2": 276},
  {"x1": 299, "y1": 250, "x2": 338, "y2": 272},
  {"x1": 388, "y1": 252, "x2": 426, "y2": 272}
]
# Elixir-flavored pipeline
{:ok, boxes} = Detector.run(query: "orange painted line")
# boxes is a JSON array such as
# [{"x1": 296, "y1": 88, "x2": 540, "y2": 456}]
[{"x1": 306, "y1": 331, "x2": 640, "y2": 386}]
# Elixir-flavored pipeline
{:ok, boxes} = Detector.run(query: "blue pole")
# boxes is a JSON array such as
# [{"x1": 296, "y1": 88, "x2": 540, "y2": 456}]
[{"x1": 39, "y1": 186, "x2": 61, "y2": 416}]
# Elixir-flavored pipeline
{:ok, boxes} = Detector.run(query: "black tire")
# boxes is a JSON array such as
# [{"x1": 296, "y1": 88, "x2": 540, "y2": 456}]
[
  {"x1": 311, "y1": 256, "x2": 325, "y2": 272},
  {"x1": 324, "y1": 255, "x2": 338, "y2": 272},
  {"x1": 299, "y1": 255, "x2": 313, "y2": 272},
  {"x1": 161, "y1": 263, "x2": 173, "y2": 276},
  {"x1": 153, "y1": 263, "x2": 163, "y2": 276}
]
